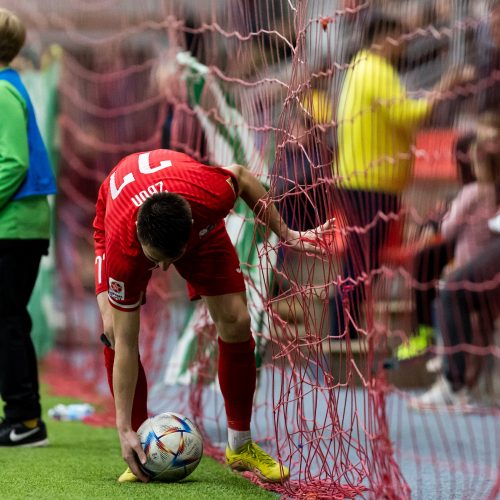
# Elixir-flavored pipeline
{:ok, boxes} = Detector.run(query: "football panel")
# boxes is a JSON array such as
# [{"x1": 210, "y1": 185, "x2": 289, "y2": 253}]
[
  {"x1": 154, "y1": 455, "x2": 202, "y2": 482},
  {"x1": 139, "y1": 425, "x2": 181, "y2": 475},
  {"x1": 137, "y1": 413, "x2": 203, "y2": 480}
]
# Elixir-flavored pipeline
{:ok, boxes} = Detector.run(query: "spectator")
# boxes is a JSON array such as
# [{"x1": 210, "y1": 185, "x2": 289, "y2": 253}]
[
  {"x1": 274, "y1": 119, "x2": 330, "y2": 232},
  {"x1": 440, "y1": 113, "x2": 499, "y2": 272},
  {"x1": 323, "y1": 9, "x2": 469, "y2": 339},
  {"x1": 397, "y1": 132, "x2": 476, "y2": 361},
  {"x1": 411, "y1": 235, "x2": 500, "y2": 409},
  {"x1": 0, "y1": 8, "x2": 57, "y2": 447},
  {"x1": 403, "y1": 0, "x2": 452, "y2": 92},
  {"x1": 412, "y1": 112, "x2": 500, "y2": 408},
  {"x1": 271, "y1": 118, "x2": 331, "y2": 297}
]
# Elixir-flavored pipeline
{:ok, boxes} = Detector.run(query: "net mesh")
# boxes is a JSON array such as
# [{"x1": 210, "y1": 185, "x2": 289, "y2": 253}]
[{"x1": 5, "y1": 0, "x2": 499, "y2": 498}]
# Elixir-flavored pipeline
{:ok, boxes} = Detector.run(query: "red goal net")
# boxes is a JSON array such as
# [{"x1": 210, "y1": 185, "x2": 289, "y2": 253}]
[{"x1": 6, "y1": 0, "x2": 499, "y2": 498}]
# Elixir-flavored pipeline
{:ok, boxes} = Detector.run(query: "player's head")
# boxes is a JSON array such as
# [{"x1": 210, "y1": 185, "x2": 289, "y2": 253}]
[
  {"x1": 364, "y1": 10, "x2": 406, "y2": 62},
  {"x1": 0, "y1": 9, "x2": 26, "y2": 66},
  {"x1": 136, "y1": 192, "x2": 193, "y2": 264}
]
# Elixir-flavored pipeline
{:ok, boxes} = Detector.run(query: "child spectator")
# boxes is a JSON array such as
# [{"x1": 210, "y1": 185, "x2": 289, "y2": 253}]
[{"x1": 0, "y1": 8, "x2": 56, "y2": 446}]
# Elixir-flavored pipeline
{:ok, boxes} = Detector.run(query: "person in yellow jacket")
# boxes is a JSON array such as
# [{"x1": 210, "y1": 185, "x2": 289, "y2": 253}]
[{"x1": 310, "y1": 10, "x2": 470, "y2": 340}]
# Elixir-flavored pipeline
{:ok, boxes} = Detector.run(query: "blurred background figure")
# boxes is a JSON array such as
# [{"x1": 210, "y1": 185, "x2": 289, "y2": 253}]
[
  {"x1": 412, "y1": 112, "x2": 500, "y2": 409},
  {"x1": 326, "y1": 9, "x2": 468, "y2": 340},
  {"x1": 403, "y1": 0, "x2": 453, "y2": 92},
  {"x1": 396, "y1": 131, "x2": 477, "y2": 361}
]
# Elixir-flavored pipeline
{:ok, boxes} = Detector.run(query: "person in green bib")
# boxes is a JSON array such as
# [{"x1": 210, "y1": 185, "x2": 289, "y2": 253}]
[{"x1": 0, "y1": 8, "x2": 56, "y2": 448}]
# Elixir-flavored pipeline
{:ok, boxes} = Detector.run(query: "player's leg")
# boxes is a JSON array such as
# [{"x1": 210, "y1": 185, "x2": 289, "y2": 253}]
[
  {"x1": 203, "y1": 291, "x2": 255, "y2": 436},
  {"x1": 0, "y1": 242, "x2": 48, "y2": 447},
  {"x1": 176, "y1": 224, "x2": 255, "y2": 437},
  {"x1": 175, "y1": 223, "x2": 289, "y2": 481},
  {"x1": 203, "y1": 292, "x2": 289, "y2": 482}
]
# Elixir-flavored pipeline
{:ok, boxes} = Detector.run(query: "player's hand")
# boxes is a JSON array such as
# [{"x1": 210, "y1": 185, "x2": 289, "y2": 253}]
[
  {"x1": 118, "y1": 428, "x2": 150, "y2": 482},
  {"x1": 284, "y1": 218, "x2": 336, "y2": 254}
]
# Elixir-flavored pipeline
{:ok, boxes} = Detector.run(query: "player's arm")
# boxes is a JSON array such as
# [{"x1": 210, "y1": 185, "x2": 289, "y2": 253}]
[
  {"x1": 224, "y1": 164, "x2": 334, "y2": 253},
  {"x1": 224, "y1": 164, "x2": 289, "y2": 240},
  {"x1": 112, "y1": 306, "x2": 150, "y2": 482}
]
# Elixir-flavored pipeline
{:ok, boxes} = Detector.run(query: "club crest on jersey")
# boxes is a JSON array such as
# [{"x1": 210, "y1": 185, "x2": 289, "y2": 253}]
[{"x1": 108, "y1": 278, "x2": 125, "y2": 301}]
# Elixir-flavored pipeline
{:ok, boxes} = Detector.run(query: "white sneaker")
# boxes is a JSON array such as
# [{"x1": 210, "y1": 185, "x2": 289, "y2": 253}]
[
  {"x1": 488, "y1": 213, "x2": 500, "y2": 234},
  {"x1": 409, "y1": 376, "x2": 472, "y2": 411},
  {"x1": 425, "y1": 355, "x2": 443, "y2": 374}
]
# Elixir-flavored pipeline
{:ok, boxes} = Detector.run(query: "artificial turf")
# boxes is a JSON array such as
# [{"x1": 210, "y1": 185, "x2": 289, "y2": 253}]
[{"x1": 0, "y1": 390, "x2": 277, "y2": 499}]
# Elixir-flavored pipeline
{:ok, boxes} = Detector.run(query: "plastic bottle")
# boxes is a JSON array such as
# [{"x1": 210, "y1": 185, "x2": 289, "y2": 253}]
[{"x1": 47, "y1": 403, "x2": 95, "y2": 421}]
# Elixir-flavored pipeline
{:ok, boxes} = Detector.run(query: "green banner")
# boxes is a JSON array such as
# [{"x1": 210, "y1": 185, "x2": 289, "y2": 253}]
[{"x1": 164, "y1": 53, "x2": 277, "y2": 386}]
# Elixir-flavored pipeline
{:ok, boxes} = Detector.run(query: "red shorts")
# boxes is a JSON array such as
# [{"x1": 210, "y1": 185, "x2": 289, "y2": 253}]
[
  {"x1": 95, "y1": 221, "x2": 245, "y2": 303},
  {"x1": 174, "y1": 221, "x2": 246, "y2": 300}
]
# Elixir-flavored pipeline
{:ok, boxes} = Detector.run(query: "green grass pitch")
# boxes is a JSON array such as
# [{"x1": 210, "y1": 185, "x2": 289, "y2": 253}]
[{"x1": 0, "y1": 389, "x2": 277, "y2": 499}]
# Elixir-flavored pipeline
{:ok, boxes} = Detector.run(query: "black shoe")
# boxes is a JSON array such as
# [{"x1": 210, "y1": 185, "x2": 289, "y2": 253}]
[{"x1": 0, "y1": 419, "x2": 48, "y2": 447}]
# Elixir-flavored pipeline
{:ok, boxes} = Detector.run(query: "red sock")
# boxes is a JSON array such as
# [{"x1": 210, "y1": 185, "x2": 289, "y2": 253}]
[
  {"x1": 217, "y1": 337, "x2": 256, "y2": 431},
  {"x1": 103, "y1": 346, "x2": 149, "y2": 431}
]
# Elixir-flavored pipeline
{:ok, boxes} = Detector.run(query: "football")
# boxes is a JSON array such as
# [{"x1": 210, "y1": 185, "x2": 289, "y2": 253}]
[{"x1": 137, "y1": 412, "x2": 203, "y2": 482}]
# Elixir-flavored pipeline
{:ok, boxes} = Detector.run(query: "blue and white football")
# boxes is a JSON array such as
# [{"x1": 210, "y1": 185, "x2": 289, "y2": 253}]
[{"x1": 137, "y1": 412, "x2": 203, "y2": 481}]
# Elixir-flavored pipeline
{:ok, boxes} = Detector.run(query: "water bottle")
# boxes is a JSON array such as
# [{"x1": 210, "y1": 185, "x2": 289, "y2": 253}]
[{"x1": 48, "y1": 403, "x2": 95, "y2": 421}]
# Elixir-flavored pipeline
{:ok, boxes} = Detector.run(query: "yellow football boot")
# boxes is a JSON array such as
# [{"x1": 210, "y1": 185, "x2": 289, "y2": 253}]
[
  {"x1": 117, "y1": 467, "x2": 138, "y2": 483},
  {"x1": 226, "y1": 441, "x2": 289, "y2": 483}
]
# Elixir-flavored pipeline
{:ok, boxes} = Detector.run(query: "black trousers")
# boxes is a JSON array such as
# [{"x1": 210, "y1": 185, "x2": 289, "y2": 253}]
[
  {"x1": 0, "y1": 240, "x2": 48, "y2": 422},
  {"x1": 329, "y1": 189, "x2": 400, "y2": 337},
  {"x1": 437, "y1": 237, "x2": 500, "y2": 390},
  {"x1": 413, "y1": 239, "x2": 454, "y2": 327}
]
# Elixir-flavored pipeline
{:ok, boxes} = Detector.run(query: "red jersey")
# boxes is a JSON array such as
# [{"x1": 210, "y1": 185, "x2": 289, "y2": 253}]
[{"x1": 94, "y1": 149, "x2": 238, "y2": 311}]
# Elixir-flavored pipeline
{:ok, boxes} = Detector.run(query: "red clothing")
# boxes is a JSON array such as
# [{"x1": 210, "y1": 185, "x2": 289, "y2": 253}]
[{"x1": 94, "y1": 149, "x2": 243, "y2": 311}]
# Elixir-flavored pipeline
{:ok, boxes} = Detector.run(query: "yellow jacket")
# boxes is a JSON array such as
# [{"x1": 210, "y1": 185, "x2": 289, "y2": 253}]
[{"x1": 313, "y1": 50, "x2": 430, "y2": 193}]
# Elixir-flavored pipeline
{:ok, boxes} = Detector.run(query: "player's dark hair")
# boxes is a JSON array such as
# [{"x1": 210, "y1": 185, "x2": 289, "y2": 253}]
[{"x1": 136, "y1": 192, "x2": 193, "y2": 259}]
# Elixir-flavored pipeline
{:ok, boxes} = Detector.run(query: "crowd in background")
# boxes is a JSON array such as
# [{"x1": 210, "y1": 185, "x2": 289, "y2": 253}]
[
  {"x1": 305, "y1": 0, "x2": 500, "y2": 409},
  {"x1": 1, "y1": 0, "x2": 499, "y2": 414}
]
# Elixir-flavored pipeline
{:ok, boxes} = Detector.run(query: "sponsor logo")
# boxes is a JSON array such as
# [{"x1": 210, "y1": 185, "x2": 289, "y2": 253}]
[
  {"x1": 108, "y1": 278, "x2": 125, "y2": 301},
  {"x1": 9, "y1": 428, "x2": 39, "y2": 443}
]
